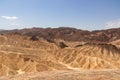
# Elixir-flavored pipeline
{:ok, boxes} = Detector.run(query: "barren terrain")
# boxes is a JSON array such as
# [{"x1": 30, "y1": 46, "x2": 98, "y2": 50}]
[{"x1": 0, "y1": 27, "x2": 120, "y2": 80}]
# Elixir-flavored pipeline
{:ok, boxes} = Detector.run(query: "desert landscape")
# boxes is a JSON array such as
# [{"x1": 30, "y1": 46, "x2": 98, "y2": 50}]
[
  {"x1": 0, "y1": 0, "x2": 120, "y2": 79},
  {"x1": 0, "y1": 27, "x2": 120, "y2": 80}
]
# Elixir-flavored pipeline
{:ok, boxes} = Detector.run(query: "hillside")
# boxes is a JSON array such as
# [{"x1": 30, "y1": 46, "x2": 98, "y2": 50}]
[
  {"x1": 0, "y1": 27, "x2": 120, "y2": 80},
  {"x1": 0, "y1": 27, "x2": 120, "y2": 42}
]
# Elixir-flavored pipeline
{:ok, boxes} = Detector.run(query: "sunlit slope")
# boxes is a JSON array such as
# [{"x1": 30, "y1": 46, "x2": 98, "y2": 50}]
[
  {"x1": 111, "y1": 39, "x2": 120, "y2": 48},
  {"x1": 56, "y1": 44, "x2": 120, "y2": 69},
  {"x1": 0, "y1": 34, "x2": 120, "y2": 77},
  {"x1": 0, "y1": 34, "x2": 66, "y2": 76}
]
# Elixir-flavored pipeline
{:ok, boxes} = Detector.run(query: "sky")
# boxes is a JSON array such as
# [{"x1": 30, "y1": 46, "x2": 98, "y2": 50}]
[{"x1": 0, "y1": 0, "x2": 120, "y2": 30}]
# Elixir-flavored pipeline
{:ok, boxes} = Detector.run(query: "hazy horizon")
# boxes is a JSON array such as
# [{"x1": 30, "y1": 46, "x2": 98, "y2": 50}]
[{"x1": 0, "y1": 0, "x2": 120, "y2": 30}]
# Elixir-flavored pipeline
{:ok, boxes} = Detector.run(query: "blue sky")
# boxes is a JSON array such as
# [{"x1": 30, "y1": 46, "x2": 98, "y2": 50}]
[{"x1": 0, "y1": 0, "x2": 120, "y2": 30}]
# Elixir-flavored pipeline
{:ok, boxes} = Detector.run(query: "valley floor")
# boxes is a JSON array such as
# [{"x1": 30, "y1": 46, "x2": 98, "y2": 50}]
[{"x1": 0, "y1": 69, "x2": 120, "y2": 80}]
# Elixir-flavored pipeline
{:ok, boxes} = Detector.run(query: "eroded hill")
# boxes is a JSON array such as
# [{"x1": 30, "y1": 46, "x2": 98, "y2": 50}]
[
  {"x1": 0, "y1": 34, "x2": 120, "y2": 76},
  {"x1": 0, "y1": 27, "x2": 120, "y2": 80}
]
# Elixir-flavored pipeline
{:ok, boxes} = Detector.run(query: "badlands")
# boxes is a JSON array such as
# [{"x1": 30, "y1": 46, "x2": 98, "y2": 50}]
[{"x1": 0, "y1": 27, "x2": 120, "y2": 80}]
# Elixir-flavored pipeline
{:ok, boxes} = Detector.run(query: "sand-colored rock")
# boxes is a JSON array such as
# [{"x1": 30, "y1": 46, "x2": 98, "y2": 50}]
[{"x1": 0, "y1": 34, "x2": 120, "y2": 80}]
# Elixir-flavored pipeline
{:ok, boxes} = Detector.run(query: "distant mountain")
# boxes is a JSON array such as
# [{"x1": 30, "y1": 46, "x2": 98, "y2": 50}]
[
  {"x1": 0, "y1": 27, "x2": 120, "y2": 42},
  {"x1": 0, "y1": 29, "x2": 5, "y2": 31}
]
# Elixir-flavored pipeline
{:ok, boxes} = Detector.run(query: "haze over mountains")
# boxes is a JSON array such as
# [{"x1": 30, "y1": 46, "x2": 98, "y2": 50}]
[{"x1": 0, "y1": 27, "x2": 120, "y2": 80}]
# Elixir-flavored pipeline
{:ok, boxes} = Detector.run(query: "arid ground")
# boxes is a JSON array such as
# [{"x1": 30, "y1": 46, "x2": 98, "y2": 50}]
[{"x1": 0, "y1": 27, "x2": 120, "y2": 80}]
